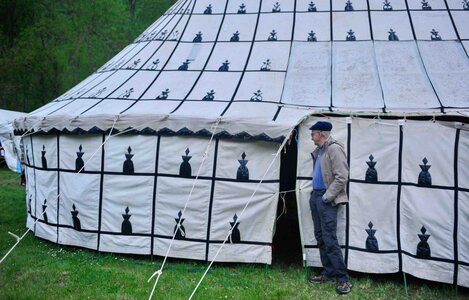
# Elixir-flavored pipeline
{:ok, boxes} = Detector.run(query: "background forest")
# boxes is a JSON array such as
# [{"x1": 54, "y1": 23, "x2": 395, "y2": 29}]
[{"x1": 0, "y1": 0, "x2": 174, "y2": 113}]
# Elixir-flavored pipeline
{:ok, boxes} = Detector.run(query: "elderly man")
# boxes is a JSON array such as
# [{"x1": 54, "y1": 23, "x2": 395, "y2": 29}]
[{"x1": 308, "y1": 121, "x2": 352, "y2": 294}]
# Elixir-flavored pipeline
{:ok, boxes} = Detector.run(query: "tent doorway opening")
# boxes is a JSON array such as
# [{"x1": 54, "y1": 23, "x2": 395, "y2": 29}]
[{"x1": 273, "y1": 130, "x2": 302, "y2": 265}]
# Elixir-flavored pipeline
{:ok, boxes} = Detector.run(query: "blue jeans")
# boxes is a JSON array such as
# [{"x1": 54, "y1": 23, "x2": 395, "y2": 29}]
[{"x1": 310, "y1": 190, "x2": 348, "y2": 283}]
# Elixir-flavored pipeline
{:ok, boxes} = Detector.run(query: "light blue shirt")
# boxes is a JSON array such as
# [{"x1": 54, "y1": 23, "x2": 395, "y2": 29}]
[{"x1": 312, "y1": 146, "x2": 326, "y2": 190}]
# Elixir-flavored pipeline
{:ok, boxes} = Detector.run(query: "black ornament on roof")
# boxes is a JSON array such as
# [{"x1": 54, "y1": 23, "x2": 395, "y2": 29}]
[
  {"x1": 464, "y1": 0, "x2": 469, "y2": 10},
  {"x1": 120, "y1": 88, "x2": 134, "y2": 99},
  {"x1": 71, "y1": 204, "x2": 81, "y2": 230},
  {"x1": 268, "y1": 30, "x2": 278, "y2": 41},
  {"x1": 272, "y1": 2, "x2": 281, "y2": 12},
  {"x1": 41, "y1": 145, "x2": 48, "y2": 169},
  {"x1": 180, "y1": 148, "x2": 192, "y2": 177},
  {"x1": 204, "y1": 4, "x2": 213, "y2": 14},
  {"x1": 169, "y1": 30, "x2": 180, "y2": 41},
  {"x1": 365, "y1": 222, "x2": 379, "y2": 252},
  {"x1": 178, "y1": 59, "x2": 191, "y2": 71},
  {"x1": 365, "y1": 154, "x2": 378, "y2": 182},
  {"x1": 345, "y1": 0, "x2": 354, "y2": 11},
  {"x1": 307, "y1": 30, "x2": 317, "y2": 41},
  {"x1": 346, "y1": 29, "x2": 356, "y2": 41},
  {"x1": 42, "y1": 199, "x2": 48, "y2": 223},
  {"x1": 157, "y1": 30, "x2": 168, "y2": 40},
  {"x1": 430, "y1": 29, "x2": 441, "y2": 40},
  {"x1": 127, "y1": 58, "x2": 141, "y2": 69},
  {"x1": 218, "y1": 60, "x2": 230, "y2": 71},
  {"x1": 388, "y1": 29, "x2": 399, "y2": 41},
  {"x1": 417, "y1": 226, "x2": 431, "y2": 258},
  {"x1": 238, "y1": 3, "x2": 246, "y2": 13},
  {"x1": 383, "y1": 0, "x2": 393, "y2": 10},
  {"x1": 418, "y1": 157, "x2": 432, "y2": 186},
  {"x1": 421, "y1": 0, "x2": 432, "y2": 10},
  {"x1": 174, "y1": 210, "x2": 186, "y2": 239},
  {"x1": 229, "y1": 214, "x2": 241, "y2": 243},
  {"x1": 250, "y1": 90, "x2": 263, "y2": 101},
  {"x1": 230, "y1": 31, "x2": 240, "y2": 42},
  {"x1": 90, "y1": 87, "x2": 107, "y2": 98},
  {"x1": 308, "y1": 1, "x2": 317, "y2": 11},
  {"x1": 193, "y1": 31, "x2": 203, "y2": 42},
  {"x1": 156, "y1": 88, "x2": 170, "y2": 100},
  {"x1": 261, "y1": 59, "x2": 271, "y2": 71},
  {"x1": 75, "y1": 144, "x2": 85, "y2": 172},
  {"x1": 236, "y1": 152, "x2": 249, "y2": 181},
  {"x1": 123, "y1": 146, "x2": 135, "y2": 174},
  {"x1": 121, "y1": 206, "x2": 132, "y2": 234},
  {"x1": 150, "y1": 59, "x2": 160, "y2": 70},
  {"x1": 202, "y1": 90, "x2": 216, "y2": 101}
]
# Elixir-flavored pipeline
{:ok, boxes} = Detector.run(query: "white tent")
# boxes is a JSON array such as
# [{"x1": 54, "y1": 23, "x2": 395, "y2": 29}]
[
  {"x1": 14, "y1": 0, "x2": 469, "y2": 287},
  {"x1": 0, "y1": 109, "x2": 26, "y2": 172}
]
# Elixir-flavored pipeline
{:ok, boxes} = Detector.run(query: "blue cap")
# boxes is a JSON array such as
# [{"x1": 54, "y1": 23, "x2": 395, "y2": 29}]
[{"x1": 309, "y1": 121, "x2": 333, "y2": 131}]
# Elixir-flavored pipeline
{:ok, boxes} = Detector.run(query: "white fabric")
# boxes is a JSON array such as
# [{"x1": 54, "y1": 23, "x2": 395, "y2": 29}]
[{"x1": 0, "y1": 109, "x2": 26, "y2": 172}]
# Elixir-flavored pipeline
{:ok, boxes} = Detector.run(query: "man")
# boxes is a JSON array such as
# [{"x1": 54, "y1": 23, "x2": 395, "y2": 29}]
[{"x1": 308, "y1": 121, "x2": 352, "y2": 294}]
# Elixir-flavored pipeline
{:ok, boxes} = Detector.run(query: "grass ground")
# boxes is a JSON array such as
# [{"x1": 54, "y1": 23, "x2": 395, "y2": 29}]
[{"x1": 0, "y1": 166, "x2": 468, "y2": 299}]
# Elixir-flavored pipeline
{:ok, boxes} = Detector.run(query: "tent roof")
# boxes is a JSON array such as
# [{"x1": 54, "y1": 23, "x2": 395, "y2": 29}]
[{"x1": 15, "y1": 0, "x2": 469, "y2": 137}]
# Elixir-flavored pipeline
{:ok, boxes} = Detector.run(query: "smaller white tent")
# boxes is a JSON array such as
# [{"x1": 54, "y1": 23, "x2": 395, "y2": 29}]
[{"x1": 0, "y1": 109, "x2": 26, "y2": 172}]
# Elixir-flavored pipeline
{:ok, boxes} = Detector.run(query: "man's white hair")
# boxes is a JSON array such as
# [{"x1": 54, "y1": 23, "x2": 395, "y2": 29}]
[{"x1": 321, "y1": 131, "x2": 331, "y2": 139}]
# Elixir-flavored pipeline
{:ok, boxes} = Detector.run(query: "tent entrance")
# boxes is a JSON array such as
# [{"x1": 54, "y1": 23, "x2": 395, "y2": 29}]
[{"x1": 272, "y1": 134, "x2": 302, "y2": 264}]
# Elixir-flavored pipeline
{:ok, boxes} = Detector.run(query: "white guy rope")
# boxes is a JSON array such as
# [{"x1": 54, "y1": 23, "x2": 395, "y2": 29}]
[
  {"x1": 188, "y1": 125, "x2": 295, "y2": 300},
  {"x1": 147, "y1": 117, "x2": 222, "y2": 300},
  {"x1": 0, "y1": 116, "x2": 120, "y2": 265}
]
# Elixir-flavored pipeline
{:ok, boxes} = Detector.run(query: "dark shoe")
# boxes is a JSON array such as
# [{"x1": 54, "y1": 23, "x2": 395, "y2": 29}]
[
  {"x1": 308, "y1": 274, "x2": 334, "y2": 284},
  {"x1": 336, "y1": 281, "x2": 352, "y2": 294}
]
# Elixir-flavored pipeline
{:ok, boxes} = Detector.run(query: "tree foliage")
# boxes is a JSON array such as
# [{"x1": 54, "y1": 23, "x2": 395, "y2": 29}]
[{"x1": 0, "y1": 0, "x2": 174, "y2": 112}]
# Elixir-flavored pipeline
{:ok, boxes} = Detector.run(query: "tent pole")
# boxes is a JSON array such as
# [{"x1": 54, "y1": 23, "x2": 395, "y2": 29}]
[{"x1": 403, "y1": 272, "x2": 408, "y2": 297}]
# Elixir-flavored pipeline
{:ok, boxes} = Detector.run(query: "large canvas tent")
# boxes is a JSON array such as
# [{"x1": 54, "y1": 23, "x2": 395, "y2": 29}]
[
  {"x1": 0, "y1": 109, "x2": 26, "y2": 172},
  {"x1": 14, "y1": 0, "x2": 469, "y2": 288}
]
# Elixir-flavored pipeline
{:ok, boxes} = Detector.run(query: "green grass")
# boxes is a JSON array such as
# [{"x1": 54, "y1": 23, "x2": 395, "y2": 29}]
[{"x1": 0, "y1": 166, "x2": 468, "y2": 299}]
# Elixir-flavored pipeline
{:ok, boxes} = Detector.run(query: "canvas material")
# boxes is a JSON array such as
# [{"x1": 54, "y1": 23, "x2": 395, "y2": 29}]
[
  {"x1": 297, "y1": 117, "x2": 469, "y2": 287},
  {"x1": 25, "y1": 134, "x2": 281, "y2": 264}
]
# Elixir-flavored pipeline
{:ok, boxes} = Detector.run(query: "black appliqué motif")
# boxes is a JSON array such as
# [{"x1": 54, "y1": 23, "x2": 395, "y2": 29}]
[
  {"x1": 178, "y1": 59, "x2": 192, "y2": 71},
  {"x1": 238, "y1": 3, "x2": 246, "y2": 13},
  {"x1": 418, "y1": 157, "x2": 432, "y2": 187},
  {"x1": 90, "y1": 87, "x2": 107, "y2": 98},
  {"x1": 250, "y1": 90, "x2": 263, "y2": 101},
  {"x1": 365, "y1": 221, "x2": 379, "y2": 252},
  {"x1": 41, "y1": 145, "x2": 48, "y2": 169},
  {"x1": 365, "y1": 154, "x2": 378, "y2": 183},
  {"x1": 268, "y1": 30, "x2": 278, "y2": 41},
  {"x1": 204, "y1": 4, "x2": 212, "y2": 14},
  {"x1": 202, "y1": 90, "x2": 216, "y2": 101},
  {"x1": 123, "y1": 146, "x2": 135, "y2": 174},
  {"x1": 346, "y1": 29, "x2": 356, "y2": 41},
  {"x1": 307, "y1": 30, "x2": 317, "y2": 42},
  {"x1": 218, "y1": 60, "x2": 230, "y2": 71},
  {"x1": 169, "y1": 30, "x2": 180, "y2": 41},
  {"x1": 417, "y1": 226, "x2": 431, "y2": 258},
  {"x1": 383, "y1": 0, "x2": 393, "y2": 10},
  {"x1": 156, "y1": 89, "x2": 170, "y2": 100},
  {"x1": 150, "y1": 59, "x2": 160, "y2": 70},
  {"x1": 261, "y1": 59, "x2": 271, "y2": 71},
  {"x1": 388, "y1": 29, "x2": 399, "y2": 41},
  {"x1": 180, "y1": 148, "x2": 192, "y2": 177},
  {"x1": 345, "y1": 0, "x2": 354, "y2": 11},
  {"x1": 76, "y1": 145, "x2": 85, "y2": 172},
  {"x1": 308, "y1": 1, "x2": 317, "y2": 11},
  {"x1": 127, "y1": 58, "x2": 141, "y2": 69},
  {"x1": 121, "y1": 206, "x2": 132, "y2": 234},
  {"x1": 42, "y1": 199, "x2": 48, "y2": 223},
  {"x1": 119, "y1": 88, "x2": 134, "y2": 99},
  {"x1": 229, "y1": 214, "x2": 241, "y2": 243},
  {"x1": 272, "y1": 2, "x2": 281, "y2": 12},
  {"x1": 71, "y1": 204, "x2": 81, "y2": 230},
  {"x1": 174, "y1": 210, "x2": 186, "y2": 239},
  {"x1": 237, "y1": 152, "x2": 249, "y2": 181},
  {"x1": 193, "y1": 31, "x2": 203, "y2": 42},
  {"x1": 430, "y1": 29, "x2": 441, "y2": 41},
  {"x1": 464, "y1": 0, "x2": 469, "y2": 10},
  {"x1": 421, "y1": 0, "x2": 432, "y2": 10},
  {"x1": 230, "y1": 31, "x2": 240, "y2": 42}
]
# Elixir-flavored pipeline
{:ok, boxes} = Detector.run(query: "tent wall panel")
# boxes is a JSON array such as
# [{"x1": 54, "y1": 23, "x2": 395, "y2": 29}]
[{"x1": 297, "y1": 117, "x2": 467, "y2": 287}]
